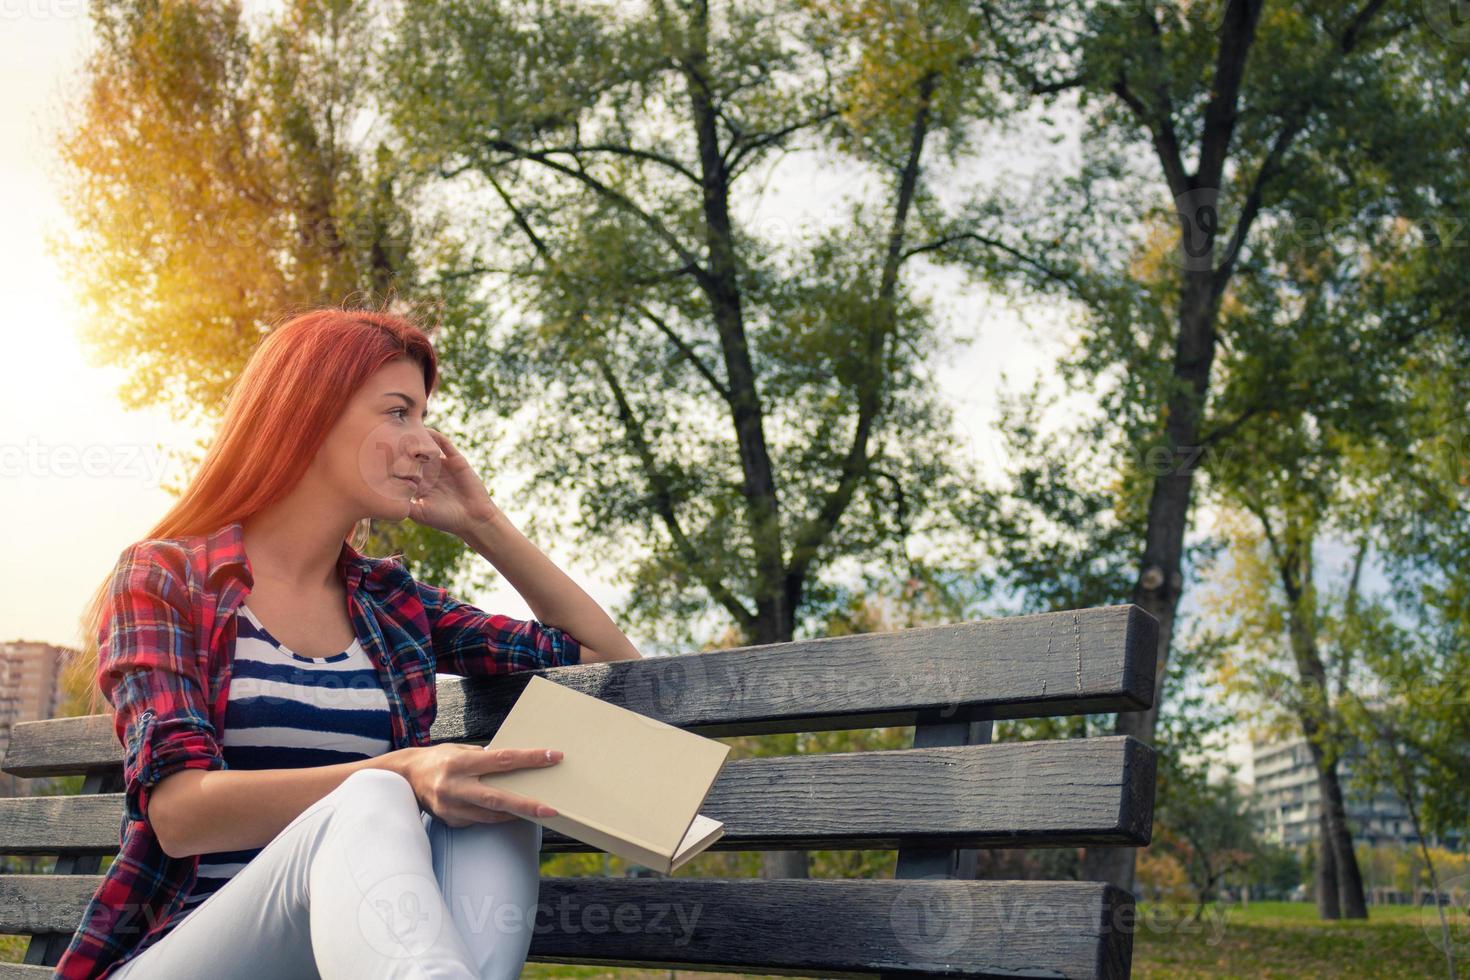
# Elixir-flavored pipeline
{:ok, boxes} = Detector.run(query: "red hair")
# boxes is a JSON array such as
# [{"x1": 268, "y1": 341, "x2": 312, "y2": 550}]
[{"x1": 74, "y1": 304, "x2": 440, "y2": 717}]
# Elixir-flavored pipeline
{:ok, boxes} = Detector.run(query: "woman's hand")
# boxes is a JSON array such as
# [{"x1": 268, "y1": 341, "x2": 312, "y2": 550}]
[
  {"x1": 402, "y1": 743, "x2": 564, "y2": 828},
  {"x1": 405, "y1": 428, "x2": 500, "y2": 538}
]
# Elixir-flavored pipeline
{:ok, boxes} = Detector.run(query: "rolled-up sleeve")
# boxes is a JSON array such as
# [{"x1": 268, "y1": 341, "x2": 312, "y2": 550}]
[
  {"x1": 99, "y1": 544, "x2": 228, "y2": 831},
  {"x1": 414, "y1": 579, "x2": 582, "y2": 677}
]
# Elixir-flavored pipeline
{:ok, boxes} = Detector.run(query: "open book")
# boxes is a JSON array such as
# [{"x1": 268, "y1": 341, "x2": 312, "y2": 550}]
[{"x1": 476, "y1": 674, "x2": 731, "y2": 874}]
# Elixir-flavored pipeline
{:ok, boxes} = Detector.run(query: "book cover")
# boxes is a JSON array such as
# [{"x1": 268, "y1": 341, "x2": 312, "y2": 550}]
[{"x1": 476, "y1": 674, "x2": 731, "y2": 874}]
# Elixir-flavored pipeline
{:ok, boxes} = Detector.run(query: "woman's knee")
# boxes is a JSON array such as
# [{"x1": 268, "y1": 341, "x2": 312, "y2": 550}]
[{"x1": 328, "y1": 767, "x2": 420, "y2": 819}]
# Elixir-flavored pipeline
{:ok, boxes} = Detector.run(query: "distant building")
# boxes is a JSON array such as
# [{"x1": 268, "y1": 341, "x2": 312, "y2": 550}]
[
  {"x1": 0, "y1": 640, "x2": 79, "y2": 797},
  {"x1": 1251, "y1": 730, "x2": 1465, "y2": 850}
]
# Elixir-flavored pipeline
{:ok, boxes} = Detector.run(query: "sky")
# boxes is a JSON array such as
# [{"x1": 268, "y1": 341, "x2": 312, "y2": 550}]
[
  {"x1": 0, "y1": 9, "x2": 209, "y2": 649},
  {"x1": 0, "y1": 5, "x2": 1278, "y2": 778}
]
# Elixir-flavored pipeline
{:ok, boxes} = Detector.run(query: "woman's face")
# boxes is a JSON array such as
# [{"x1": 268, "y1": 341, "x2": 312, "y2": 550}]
[{"x1": 314, "y1": 355, "x2": 438, "y2": 522}]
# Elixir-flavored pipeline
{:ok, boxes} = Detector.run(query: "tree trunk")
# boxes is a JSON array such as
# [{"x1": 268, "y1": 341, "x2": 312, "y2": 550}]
[
  {"x1": 1306, "y1": 740, "x2": 1368, "y2": 918},
  {"x1": 1082, "y1": 0, "x2": 1273, "y2": 896},
  {"x1": 1281, "y1": 538, "x2": 1369, "y2": 920},
  {"x1": 679, "y1": 1, "x2": 809, "y2": 882},
  {"x1": 1078, "y1": 497, "x2": 1189, "y2": 894},
  {"x1": 1316, "y1": 807, "x2": 1340, "y2": 919}
]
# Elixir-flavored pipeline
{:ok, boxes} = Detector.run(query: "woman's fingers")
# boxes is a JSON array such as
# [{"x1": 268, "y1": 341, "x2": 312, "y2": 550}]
[
  {"x1": 425, "y1": 427, "x2": 459, "y2": 460},
  {"x1": 481, "y1": 787, "x2": 558, "y2": 819},
  {"x1": 433, "y1": 744, "x2": 563, "y2": 823},
  {"x1": 444, "y1": 744, "x2": 562, "y2": 774},
  {"x1": 471, "y1": 746, "x2": 564, "y2": 772},
  {"x1": 443, "y1": 789, "x2": 556, "y2": 825}
]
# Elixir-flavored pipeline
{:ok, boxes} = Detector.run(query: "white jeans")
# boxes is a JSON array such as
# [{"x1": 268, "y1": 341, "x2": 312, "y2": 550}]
[{"x1": 108, "y1": 767, "x2": 544, "y2": 979}]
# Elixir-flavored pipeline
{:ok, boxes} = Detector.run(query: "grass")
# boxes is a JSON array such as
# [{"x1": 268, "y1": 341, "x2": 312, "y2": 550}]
[{"x1": 1131, "y1": 900, "x2": 1463, "y2": 979}]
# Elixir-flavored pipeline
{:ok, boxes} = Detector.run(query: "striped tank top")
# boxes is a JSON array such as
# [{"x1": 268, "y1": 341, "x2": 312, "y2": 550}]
[{"x1": 179, "y1": 602, "x2": 394, "y2": 914}]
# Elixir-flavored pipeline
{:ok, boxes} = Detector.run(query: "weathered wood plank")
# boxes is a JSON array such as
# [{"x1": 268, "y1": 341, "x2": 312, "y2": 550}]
[
  {"x1": 0, "y1": 737, "x2": 1154, "y2": 856},
  {"x1": 2, "y1": 605, "x2": 1157, "y2": 778},
  {"x1": 0, "y1": 964, "x2": 55, "y2": 978},
  {"x1": 0, "y1": 876, "x2": 1134, "y2": 979},
  {"x1": 20, "y1": 770, "x2": 119, "y2": 970}
]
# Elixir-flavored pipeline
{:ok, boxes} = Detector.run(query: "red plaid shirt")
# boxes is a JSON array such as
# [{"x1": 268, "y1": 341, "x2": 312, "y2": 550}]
[{"x1": 54, "y1": 519, "x2": 582, "y2": 979}]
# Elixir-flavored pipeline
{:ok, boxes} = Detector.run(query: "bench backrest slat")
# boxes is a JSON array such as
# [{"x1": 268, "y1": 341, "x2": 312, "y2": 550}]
[
  {"x1": 3, "y1": 604, "x2": 1156, "y2": 778},
  {"x1": 0, "y1": 735, "x2": 1155, "y2": 856}
]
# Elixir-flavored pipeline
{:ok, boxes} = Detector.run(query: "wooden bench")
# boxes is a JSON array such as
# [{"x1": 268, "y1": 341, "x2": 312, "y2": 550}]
[{"x1": 0, "y1": 603, "x2": 1158, "y2": 978}]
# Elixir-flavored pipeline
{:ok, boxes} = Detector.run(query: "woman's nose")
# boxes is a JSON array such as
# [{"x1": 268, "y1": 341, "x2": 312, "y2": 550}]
[{"x1": 406, "y1": 428, "x2": 435, "y2": 462}]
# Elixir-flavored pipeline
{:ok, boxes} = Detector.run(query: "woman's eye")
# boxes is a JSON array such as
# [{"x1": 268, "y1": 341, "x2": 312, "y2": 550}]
[{"x1": 390, "y1": 408, "x2": 409, "y2": 420}]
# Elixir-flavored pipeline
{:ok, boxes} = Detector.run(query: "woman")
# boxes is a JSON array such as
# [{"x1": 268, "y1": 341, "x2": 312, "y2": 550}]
[{"x1": 55, "y1": 306, "x2": 642, "y2": 979}]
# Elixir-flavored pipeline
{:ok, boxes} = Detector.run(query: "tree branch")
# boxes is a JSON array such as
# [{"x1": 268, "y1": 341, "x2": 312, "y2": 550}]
[
  {"x1": 1112, "y1": 73, "x2": 1190, "y2": 200},
  {"x1": 623, "y1": 262, "x2": 701, "y2": 287},
  {"x1": 592, "y1": 353, "x2": 756, "y2": 632},
  {"x1": 1197, "y1": 0, "x2": 1265, "y2": 189},
  {"x1": 1212, "y1": 0, "x2": 1390, "y2": 297},
  {"x1": 902, "y1": 231, "x2": 1077, "y2": 291},
  {"x1": 502, "y1": 141, "x2": 702, "y2": 184},
  {"x1": 632, "y1": 302, "x2": 732, "y2": 403},
  {"x1": 1213, "y1": 117, "x2": 1303, "y2": 295},
  {"x1": 785, "y1": 71, "x2": 937, "y2": 604},
  {"x1": 725, "y1": 107, "x2": 843, "y2": 178},
  {"x1": 479, "y1": 137, "x2": 709, "y2": 282},
  {"x1": 973, "y1": 1, "x2": 1086, "y2": 96}
]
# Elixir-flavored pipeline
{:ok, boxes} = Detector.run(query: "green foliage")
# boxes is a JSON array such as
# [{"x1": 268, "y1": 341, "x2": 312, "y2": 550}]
[
  {"x1": 1247, "y1": 842, "x2": 1303, "y2": 900},
  {"x1": 365, "y1": 0, "x2": 1004, "y2": 646},
  {"x1": 1358, "y1": 842, "x2": 1470, "y2": 898},
  {"x1": 1336, "y1": 602, "x2": 1470, "y2": 850},
  {"x1": 1144, "y1": 627, "x2": 1262, "y2": 916}
]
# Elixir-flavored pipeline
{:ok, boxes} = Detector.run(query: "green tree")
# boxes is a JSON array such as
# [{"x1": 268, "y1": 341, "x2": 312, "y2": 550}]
[
  {"x1": 1196, "y1": 195, "x2": 1469, "y2": 917},
  {"x1": 1205, "y1": 503, "x2": 1373, "y2": 918},
  {"x1": 371, "y1": 0, "x2": 1000, "y2": 647},
  {"x1": 1339, "y1": 630, "x2": 1470, "y2": 980},
  {"x1": 1155, "y1": 775, "x2": 1258, "y2": 922},
  {"x1": 376, "y1": 0, "x2": 1016, "y2": 881},
  {"x1": 1247, "y1": 841, "x2": 1303, "y2": 901},
  {"x1": 885, "y1": 0, "x2": 1470, "y2": 898},
  {"x1": 1334, "y1": 387, "x2": 1470, "y2": 973},
  {"x1": 1145, "y1": 623, "x2": 1257, "y2": 921},
  {"x1": 52, "y1": 0, "x2": 440, "y2": 417}
]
